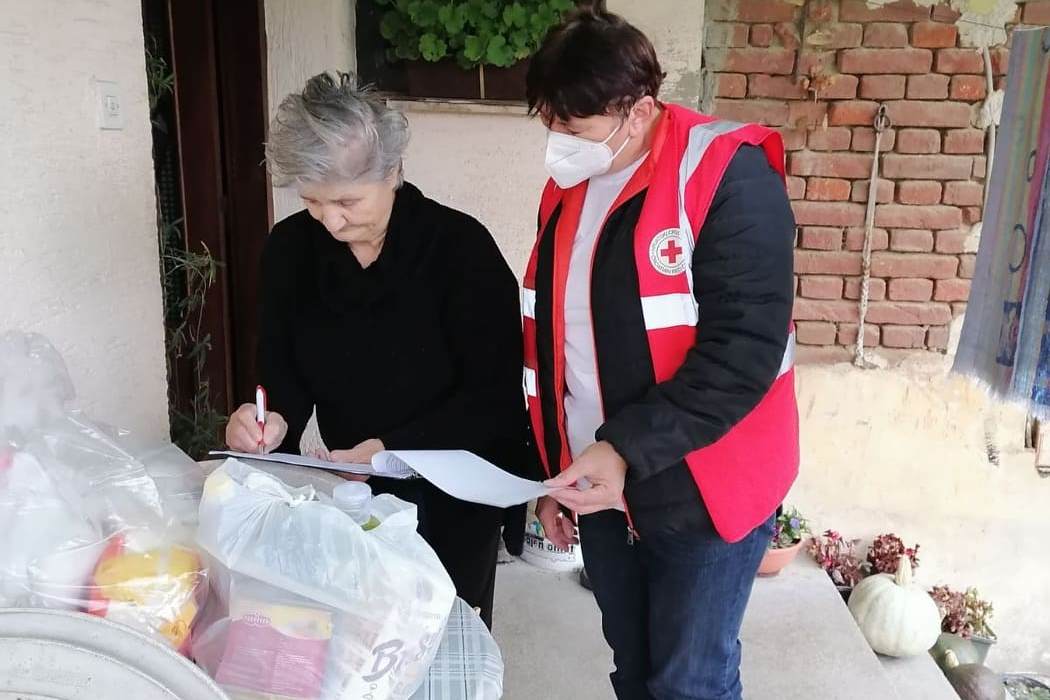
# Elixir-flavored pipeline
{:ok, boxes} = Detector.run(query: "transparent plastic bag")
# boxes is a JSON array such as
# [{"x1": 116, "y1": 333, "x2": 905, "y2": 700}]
[
  {"x1": 195, "y1": 460, "x2": 457, "y2": 700},
  {"x1": 0, "y1": 330, "x2": 75, "y2": 444}
]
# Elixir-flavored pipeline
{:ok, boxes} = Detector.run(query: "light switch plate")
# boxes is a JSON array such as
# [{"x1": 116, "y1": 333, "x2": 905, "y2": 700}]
[{"x1": 95, "y1": 80, "x2": 125, "y2": 130}]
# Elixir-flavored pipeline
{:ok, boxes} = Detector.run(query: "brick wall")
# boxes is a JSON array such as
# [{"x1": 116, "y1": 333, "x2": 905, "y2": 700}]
[{"x1": 702, "y1": 0, "x2": 1035, "y2": 355}]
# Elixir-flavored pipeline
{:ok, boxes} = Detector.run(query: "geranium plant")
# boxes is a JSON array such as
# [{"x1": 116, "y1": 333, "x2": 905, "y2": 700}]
[
  {"x1": 771, "y1": 507, "x2": 809, "y2": 549},
  {"x1": 808, "y1": 530, "x2": 864, "y2": 588},
  {"x1": 865, "y1": 533, "x2": 920, "y2": 575},
  {"x1": 929, "y1": 585, "x2": 997, "y2": 640},
  {"x1": 377, "y1": 0, "x2": 575, "y2": 68}
]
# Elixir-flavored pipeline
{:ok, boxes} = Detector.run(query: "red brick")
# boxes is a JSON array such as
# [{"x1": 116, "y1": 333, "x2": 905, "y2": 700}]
[
  {"x1": 793, "y1": 200, "x2": 868, "y2": 229},
  {"x1": 950, "y1": 75, "x2": 987, "y2": 101},
  {"x1": 884, "y1": 100, "x2": 972, "y2": 128},
  {"x1": 799, "y1": 227, "x2": 842, "y2": 250},
  {"x1": 713, "y1": 99, "x2": 790, "y2": 126},
  {"x1": 943, "y1": 181, "x2": 985, "y2": 206},
  {"x1": 952, "y1": 301, "x2": 967, "y2": 317},
  {"x1": 846, "y1": 227, "x2": 889, "y2": 251},
  {"x1": 936, "y1": 48, "x2": 984, "y2": 74},
  {"x1": 837, "y1": 323, "x2": 880, "y2": 347},
  {"x1": 790, "y1": 151, "x2": 874, "y2": 178},
  {"x1": 973, "y1": 156, "x2": 987, "y2": 178},
  {"x1": 839, "y1": 0, "x2": 931, "y2": 22},
  {"x1": 866, "y1": 302, "x2": 953, "y2": 325},
  {"x1": 794, "y1": 298, "x2": 860, "y2": 322},
  {"x1": 787, "y1": 175, "x2": 807, "y2": 200},
  {"x1": 859, "y1": 75, "x2": 907, "y2": 100},
  {"x1": 801, "y1": 276, "x2": 845, "y2": 299},
  {"x1": 881, "y1": 325, "x2": 929, "y2": 348},
  {"x1": 990, "y1": 48, "x2": 1009, "y2": 77},
  {"x1": 907, "y1": 74, "x2": 950, "y2": 100},
  {"x1": 927, "y1": 326, "x2": 950, "y2": 351},
  {"x1": 795, "y1": 250, "x2": 863, "y2": 274},
  {"x1": 828, "y1": 100, "x2": 880, "y2": 126},
  {"x1": 749, "y1": 74, "x2": 807, "y2": 99},
  {"x1": 808, "y1": 0, "x2": 836, "y2": 21},
  {"x1": 935, "y1": 278, "x2": 972, "y2": 302},
  {"x1": 839, "y1": 48, "x2": 933, "y2": 75},
  {"x1": 706, "y1": 22, "x2": 750, "y2": 48},
  {"x1": 1024, "y1": 1, "x2": 1050, "y2": 25},
  {"x1": 935, "y1": 229, "x2": 972, "y2": 254},
  {"x1": 774, "y1": 23, "x2": 802, "y2": 50},
  {"x1": 716, "y1": 73, "x2": 748, "y2": 98},
  {"x1": 789, "y1": 101, "x2": 829, "y2": 129},
  {"x1": 959, "y1": 254, "x2": 977, "y2": 278},
  {"x1": 888, "y1": 277, "x2": 934, "y2": 301},
  {"x1": 882, "y1": 154, "x2": 973, "y2": 180},
  {"x1": 876, "y1": 204, "x2": 963, "y2": 230},
  {"x1": 806, "y1": 178, "x2": 853, "y2": 201},
  {"x1": 778, "y1": 127, "x2": 808, "y2": 151},
  {"x1": 863, "y1": 23, "x2": 909, "y2": 47},
  {"x1": 798, "y1": 51, "x2": 837, "y2": 77},
  {"x1": 844, "y1": 276, "x2": 887, "y2": 300},
  {"x1": 933, "y1": 5, "x2": 963, "y2": 23},
  {"x1": 911, "y1": 21, "x2": 958, "y2": 48},
  {"x1": 851, "y1": 178, "x2": 895, "y2": 204},
  {"x1": 808, "y1": 127, "x2": 852, "y2": 151},
  {"x1": 852, "y1": 127, "x2": 897, "y2": 152},
  {"x1": 871, "y1": 252, "x2": 959, "y2": 279},
  {"x1": 737, "y1": 0, "x2": 800, "y2": 22},
  {"x1": 897, "y1": 181, "x2": 943, "y2": 206},
  {"x1": 962, "y1": 206, "x2": 983, "y2": 225},
  {"x1": 896, "y1": 128, "x2": 941, "y2": 154},
  {"x1": 796, "y1": 321, "x2": 839, "y2": 345},
  {"x1": 751, "y1": 24, "x2": 775, "y2": 47},
  {"x1": 804, "y1": 23, "x2": 864, "y2": 49},
  {"x1": 711, "y1": 48, "x2": 797, "y2": 75},
  {"x1": 819, "y1": 74, "x2": 860, "y2": 99},
  {"x1": 944, "y1": 129, "x2": 986, "y2": 155},
  {"x1": 890, "y1": 228, "x2": 935, "y2": 251}
]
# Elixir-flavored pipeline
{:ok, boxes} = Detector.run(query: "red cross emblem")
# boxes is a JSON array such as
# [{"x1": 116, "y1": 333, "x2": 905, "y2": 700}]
[{"x1": 660, "y1": 239, "x2": 683, "y2": 265}]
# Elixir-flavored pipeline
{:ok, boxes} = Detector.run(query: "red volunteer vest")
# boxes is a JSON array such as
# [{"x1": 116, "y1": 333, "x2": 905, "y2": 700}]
[{"x1": 523, "y1": 104, "x2": 799, "y2": 543}]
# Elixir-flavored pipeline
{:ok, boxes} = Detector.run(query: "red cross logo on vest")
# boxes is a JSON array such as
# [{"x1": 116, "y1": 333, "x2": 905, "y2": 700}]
[{"x1": 649, "y1": 228, "x2": 688, "y2": 276}]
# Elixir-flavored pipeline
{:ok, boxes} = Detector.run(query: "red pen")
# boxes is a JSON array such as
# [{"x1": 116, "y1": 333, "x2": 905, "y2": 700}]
[{"x1": 255, "y1": 385, "x2": 268, "y2": 453}]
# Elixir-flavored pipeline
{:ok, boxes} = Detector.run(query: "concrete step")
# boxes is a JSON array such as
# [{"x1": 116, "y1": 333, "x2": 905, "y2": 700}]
[{"x1": 494, "y1": 556, "x2": 958, "y2": 699}]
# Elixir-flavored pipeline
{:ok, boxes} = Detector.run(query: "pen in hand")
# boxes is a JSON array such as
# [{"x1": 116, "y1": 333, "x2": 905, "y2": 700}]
[{"x1": 255, "y1": 385, "x2": 267, "y2": 454}]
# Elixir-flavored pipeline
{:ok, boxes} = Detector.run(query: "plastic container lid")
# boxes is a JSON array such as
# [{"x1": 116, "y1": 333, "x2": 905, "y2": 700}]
[{"x1": 333, "y1": 481, "x2": 373, "y2": 525}]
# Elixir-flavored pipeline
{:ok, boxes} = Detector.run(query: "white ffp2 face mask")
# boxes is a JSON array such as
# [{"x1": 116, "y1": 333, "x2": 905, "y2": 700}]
[{"x1": 544, "y1": 120, "x2": 631, "y2": 189}]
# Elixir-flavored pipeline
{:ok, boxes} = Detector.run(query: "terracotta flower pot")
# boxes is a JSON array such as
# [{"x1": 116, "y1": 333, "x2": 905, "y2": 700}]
[{"x1": 757, "y1": 540, "x2": 803, "y2": 577}]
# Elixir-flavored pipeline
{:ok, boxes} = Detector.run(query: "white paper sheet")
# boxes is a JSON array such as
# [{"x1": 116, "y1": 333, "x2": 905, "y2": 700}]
[{"x1": 208, "y1": 450, "x2": 414, "y2": 478}]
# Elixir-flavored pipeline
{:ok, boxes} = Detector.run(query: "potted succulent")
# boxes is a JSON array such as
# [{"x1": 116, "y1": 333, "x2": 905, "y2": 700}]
[
  {"x1": 865, "y1": 533, "x2": 921, "y2": 576},
  {"x1": 929, "y1": 585, "x2": 998, "y2": 667},
  {"x1": 376, "y1": 0, "x2": 575, "y2": 100},
  {"x1": 757, "y1": 506, "x2": 809, "y2": 577},
  {"x1": 808, "y1": 530, "x2": 864, "y2": 603}
]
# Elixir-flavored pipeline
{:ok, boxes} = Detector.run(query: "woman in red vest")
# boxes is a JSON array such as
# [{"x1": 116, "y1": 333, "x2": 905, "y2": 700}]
[{"x1": 525, "y1": 6, "x2": 800, "y2": 699}]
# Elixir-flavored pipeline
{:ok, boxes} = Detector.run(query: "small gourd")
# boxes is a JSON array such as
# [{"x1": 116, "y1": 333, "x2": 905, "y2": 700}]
[
  {"x1": 942, "y1": 650, "x2": 1006, "y2": 700},
  {"x1": 847, "y1": 554, "x2": 941, "y2": 657}
]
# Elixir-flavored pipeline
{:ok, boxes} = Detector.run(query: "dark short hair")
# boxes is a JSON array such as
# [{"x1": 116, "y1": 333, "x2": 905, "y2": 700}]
[{"x1": 526, "y1": 4, "x2": 665, "y2": 122}]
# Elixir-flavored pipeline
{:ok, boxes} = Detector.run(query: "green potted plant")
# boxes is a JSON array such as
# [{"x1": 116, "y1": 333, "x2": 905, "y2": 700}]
[
  {"x1": 808, "y1": 529, "x2": 864, "y2": 602},
  {"x1": 376, "y1": 0, "x2": 575, "y2": 100},
  {"x1": 757, "y1": 507, "x2": 809, "y2": 577},
  {"x1": 929, "y1": 585, "x2": 998, "y2": 667}
]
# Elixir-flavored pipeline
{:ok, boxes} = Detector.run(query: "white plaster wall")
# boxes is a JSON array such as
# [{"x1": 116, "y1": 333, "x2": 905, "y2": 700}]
[
  {"x1": 791, "y1": 355, "x2": 1050, "y2": 672},
  {"x1": 0, "y1": 0, "x2": 169, "y2": 439},
  {"x1": 264, "y1": 0, "x2": 357, "y2": 223}
]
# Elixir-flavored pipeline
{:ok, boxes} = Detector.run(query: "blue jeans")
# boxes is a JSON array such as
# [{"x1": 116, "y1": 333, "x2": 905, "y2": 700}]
[{"x1": 578, "y1": 510, "x2": 773, "y2": 700}]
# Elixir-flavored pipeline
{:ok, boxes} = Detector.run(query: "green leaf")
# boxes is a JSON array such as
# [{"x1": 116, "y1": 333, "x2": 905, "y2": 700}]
[
  {"x1": 503, "y1": 2, "x2": 528, "y2": 28},
  {"x1": 510, "y1": 29, "x2": 532, "y2": 59},
  {"x1": 463, "y1": 34, "x2": 486, "y2": 63},
  {"x1": 549, "y1": 0, "x2": 574, "y2": 13},
  {"x1": 395, "y1": 43, "x2": 421, "y2": 60},
  {"x1": 380, "y1": 11, "x2": 407, "y2": 41},
  {"x1": 485, "y1": 34, "x2": 515, "y2": 67},
  {"x1": 481, "y1": 0, "x2": 500, "y2": 20},
  {"x1": 407, "y1": 0, "x2": 440, "y2": 28},
  {"x1": 419, "y1": 32, "x2": 448, "y2": 62},
  {"x1": 438, "y1": 3, "x2": 465, "y2": 35}
]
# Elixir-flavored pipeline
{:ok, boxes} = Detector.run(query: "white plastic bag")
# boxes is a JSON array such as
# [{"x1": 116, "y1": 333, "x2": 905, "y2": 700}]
[{"x1": 195, "y1": 460, "x2": 456, "y2": 700}]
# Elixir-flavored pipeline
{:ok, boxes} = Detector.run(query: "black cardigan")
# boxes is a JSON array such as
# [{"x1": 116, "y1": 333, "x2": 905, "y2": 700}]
[{"x1": 256, "y1": 182, "x2": 530, "y2": 477}]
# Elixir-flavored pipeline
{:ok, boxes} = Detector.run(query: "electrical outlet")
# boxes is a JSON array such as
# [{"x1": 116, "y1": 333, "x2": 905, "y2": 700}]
[{"x1": 95, "y1": 80, "x2": 124, "y2": 130}]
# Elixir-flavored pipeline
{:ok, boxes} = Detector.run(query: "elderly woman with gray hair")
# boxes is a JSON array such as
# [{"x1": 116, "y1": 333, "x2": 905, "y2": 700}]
[{"x1": 223, "y1": 72, "x2": 528, "y2": 626}]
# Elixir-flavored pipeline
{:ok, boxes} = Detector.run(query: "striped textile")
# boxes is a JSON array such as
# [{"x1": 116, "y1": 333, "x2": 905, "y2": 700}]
[
  {"x1": 410, "y1": 598, "x2": 503, "y2": 700},
  {"x1": 954, "y1": 28, "x2": 1050, "y2": 417}
]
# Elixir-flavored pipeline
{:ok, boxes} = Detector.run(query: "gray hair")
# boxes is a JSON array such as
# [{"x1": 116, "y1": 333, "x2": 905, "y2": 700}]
[{"x1": 265, "y1": 72, "x2": 409, "y2": 187}]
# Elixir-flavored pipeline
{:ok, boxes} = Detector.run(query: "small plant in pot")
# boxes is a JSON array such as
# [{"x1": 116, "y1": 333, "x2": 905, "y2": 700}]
[
  {"x1": 757, "y1": 507, "x2": 809, "y2": 576},
  {"x1": 929, "y1": 585, "x2": 998, "y2": 667},
  {"x1": 808, "y1": 530, "x2": 864, "y2": 602},
  {"x1": 376, "y1": 0, "x2": 575, "y2": 100},
  {"x1": 865, "y1": 533, "x2": 921, "y2": 576}
]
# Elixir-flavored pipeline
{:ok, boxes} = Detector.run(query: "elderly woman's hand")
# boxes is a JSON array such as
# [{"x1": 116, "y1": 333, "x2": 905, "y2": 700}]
[
  {"x1": 226, "y1": 403, "x2": 288, "y2": 454},
  {"x1": 327, "y1": 438, "x2": 385, "y2": 481}
]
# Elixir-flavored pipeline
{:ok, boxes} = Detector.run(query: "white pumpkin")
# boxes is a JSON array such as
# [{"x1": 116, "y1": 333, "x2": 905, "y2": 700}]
[{"x1": 847, "y1": 554, "x2": 941, "y2": 657}]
